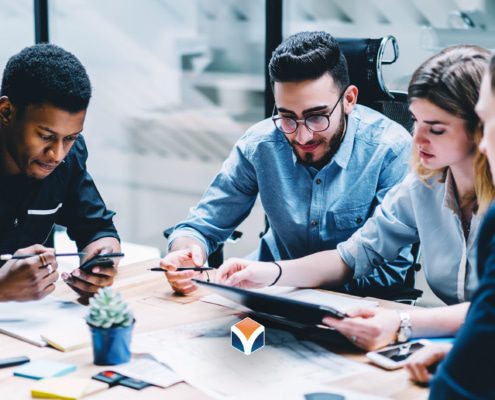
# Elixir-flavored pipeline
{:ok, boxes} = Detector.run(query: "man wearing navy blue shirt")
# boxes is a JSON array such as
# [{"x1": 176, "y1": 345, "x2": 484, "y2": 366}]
[
  {"x1": 0, "y1": 44, "x2": 120, "y2": 302},
  {"x1": 162, "y1": 31, "x2": 412, "y2": 295}
]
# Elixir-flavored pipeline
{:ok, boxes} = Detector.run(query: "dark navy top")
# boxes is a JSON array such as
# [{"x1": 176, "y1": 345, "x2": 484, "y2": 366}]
[{"x1": 0, "y1": 135, "x2": 119, "y2": 256}]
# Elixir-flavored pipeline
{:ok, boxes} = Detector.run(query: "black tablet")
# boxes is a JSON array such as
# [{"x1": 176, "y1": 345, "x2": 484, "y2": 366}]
[{"x1": 193, "y1": 280, "x2": 347, "y2": 325}]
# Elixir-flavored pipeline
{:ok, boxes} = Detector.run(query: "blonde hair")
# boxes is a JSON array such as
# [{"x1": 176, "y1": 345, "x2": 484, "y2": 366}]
[{"x1": 408, "y1": 45, "x2": 495, "y2": 213}]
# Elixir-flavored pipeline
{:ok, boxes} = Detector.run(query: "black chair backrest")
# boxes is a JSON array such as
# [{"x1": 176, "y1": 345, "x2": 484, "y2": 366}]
[
  {"x1": 337, "y1": 36, "x2": 421, "y2": 300},
  {"x1": 336, "y1": 36, "x2": 414, "y2": 133}
]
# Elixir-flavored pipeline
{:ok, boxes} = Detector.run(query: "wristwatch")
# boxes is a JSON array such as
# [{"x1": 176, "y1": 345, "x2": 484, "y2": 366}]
[{"x1": 396, "y1": 311, "x2": 412, "y2": 343}]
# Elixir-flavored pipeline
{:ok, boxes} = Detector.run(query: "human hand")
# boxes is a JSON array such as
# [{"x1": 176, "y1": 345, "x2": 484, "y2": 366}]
[
  {"x1": 216, "y1": 258, "x2": 280, "y2": 289},
  {"x1": 322, "y1": 307, "x2": 401, "y2": 351},
  {"x1": 405, "y1": 343, "x2": 452, "y2": 385},
  {"x1": 0, "y1": 244, "x2": 58, "y2": 301},
  {"x1": 160, "y1": 245, "x2": 205, "y2": 295},
  {"x1": 63, "y1": 246, "x2": 118, "y2": 300}
]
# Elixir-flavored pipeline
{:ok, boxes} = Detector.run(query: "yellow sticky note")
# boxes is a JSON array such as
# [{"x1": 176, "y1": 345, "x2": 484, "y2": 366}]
[{"x1": 31, "y1": 377, "x2": 90, "y2": 400}]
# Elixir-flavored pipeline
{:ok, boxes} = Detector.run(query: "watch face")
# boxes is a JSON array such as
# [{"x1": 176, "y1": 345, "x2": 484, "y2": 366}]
[
  {"x1": 397, "y1": 328, "x2": 409, "y2": 343},
  {"x1": 397, "y1": 312, "x2": 412, "y2": 343}
]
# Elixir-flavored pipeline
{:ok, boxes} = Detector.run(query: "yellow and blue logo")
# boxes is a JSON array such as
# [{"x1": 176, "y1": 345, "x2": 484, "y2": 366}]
[{"x1": 231, "y1": 317, "x2": 265, "y2": 355}]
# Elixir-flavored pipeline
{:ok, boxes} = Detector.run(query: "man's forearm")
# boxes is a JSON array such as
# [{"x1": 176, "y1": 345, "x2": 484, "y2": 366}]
[{"x1": 277, "y1": 250, "x2": 353, "y2": 287}]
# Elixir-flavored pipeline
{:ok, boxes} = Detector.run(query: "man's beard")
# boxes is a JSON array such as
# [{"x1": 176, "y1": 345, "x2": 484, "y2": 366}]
[{"x1": 296, "y1": 105, "x2": 347, "y2": 169}]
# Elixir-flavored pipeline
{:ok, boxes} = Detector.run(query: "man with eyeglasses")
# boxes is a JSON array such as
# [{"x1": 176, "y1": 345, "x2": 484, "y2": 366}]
[{"x1": 162, "y1": 31, "x2": 412, "y2": 295}]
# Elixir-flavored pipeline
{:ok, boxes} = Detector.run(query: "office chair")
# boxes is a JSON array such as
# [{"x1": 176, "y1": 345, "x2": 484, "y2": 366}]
[{"x1": 336, "y1": 35, "x2": 413, "y2": 132}]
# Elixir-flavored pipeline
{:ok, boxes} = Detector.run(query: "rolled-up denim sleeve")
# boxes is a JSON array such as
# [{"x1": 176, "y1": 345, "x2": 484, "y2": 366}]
[
  {"x1": 338, "y1": 173, "x2": 419, "y2": 279},
  {"x1": 168, "y1": 135, "x2": 259, "y2": 256}
]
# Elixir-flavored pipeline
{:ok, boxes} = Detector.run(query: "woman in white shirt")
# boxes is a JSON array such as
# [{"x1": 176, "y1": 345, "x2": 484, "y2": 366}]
[{"x1": 216, "y1": 45, "x2": 495, "y2": 350}]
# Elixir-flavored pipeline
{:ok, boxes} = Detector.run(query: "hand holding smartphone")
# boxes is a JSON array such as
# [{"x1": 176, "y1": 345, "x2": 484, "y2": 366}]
[
  {"x1": 79, "y1": 252, "x2": 124, "y2": 273},
  {"x1": 366, "y1": 340, "x2": 429, "y2": 370}
]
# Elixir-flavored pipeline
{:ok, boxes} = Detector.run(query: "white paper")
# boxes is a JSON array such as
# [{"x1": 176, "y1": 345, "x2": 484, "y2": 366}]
[
  {"x1": 133, "y1": 318, "x2": 372, "y2": 400},
  {"x1": 112, "y1": 357, "x2": 181, "y2": 388},
  {"x1": 0, "y1": 296, "x2": 88, "y2": 347},
  {"x1": 251, "y1": 286, "x2": 296, "y2": 295}
]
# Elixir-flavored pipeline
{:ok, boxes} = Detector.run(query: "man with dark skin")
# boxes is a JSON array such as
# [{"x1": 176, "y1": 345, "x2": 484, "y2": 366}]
[{"x1": 0, "y1": 44, "x2": 120, "y2": 302}]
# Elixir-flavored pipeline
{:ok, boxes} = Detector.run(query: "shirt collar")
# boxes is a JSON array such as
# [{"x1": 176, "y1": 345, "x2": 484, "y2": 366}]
[
  {"x1": 443, "y1": 169, "x2": 459, "y2": 212},
  {"x1": 290, "y1": 146, "x2": 298, "y2": 166},
  {"x1": 333, "y1": 112, "x2": 356, "y2": 170}
]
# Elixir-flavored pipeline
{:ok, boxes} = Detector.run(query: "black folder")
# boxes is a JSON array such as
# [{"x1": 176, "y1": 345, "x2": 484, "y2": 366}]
[{"x1": 193, "y1": 280, "x2": 348, "y2": 325}]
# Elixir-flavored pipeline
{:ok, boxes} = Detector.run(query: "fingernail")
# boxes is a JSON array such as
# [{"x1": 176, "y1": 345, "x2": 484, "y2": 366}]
[{"x1": 73, "y1": 269, "x2": 80, "y2": 277}]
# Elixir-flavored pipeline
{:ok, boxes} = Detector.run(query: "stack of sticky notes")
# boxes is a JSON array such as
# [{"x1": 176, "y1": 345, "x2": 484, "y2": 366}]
[
  {"x1": 41, "y1": 328, "x2": 91, "y2": 352},
  {"x1": 30, "y1": 377, "x2": 108, "y2": 400},
  {"x1": 31, "y1": 377, "x2": 89, "y2": 400},
  {"x1": 13, "y1": 360, "x2": 76, "y2": 380}
]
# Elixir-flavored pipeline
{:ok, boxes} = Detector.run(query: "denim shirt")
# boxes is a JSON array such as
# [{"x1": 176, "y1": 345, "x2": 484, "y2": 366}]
[
  {"x1": 338, "y1": 170, "x2": 482, "y2": 305},
  {"x1": 169, "y1": 105, "x2": 412, "y2": 288}
]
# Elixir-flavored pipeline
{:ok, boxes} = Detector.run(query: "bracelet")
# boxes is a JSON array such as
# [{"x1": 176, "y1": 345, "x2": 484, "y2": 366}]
[{"x1": 269, "y1": 261, "x2": 283, "y2": 286}]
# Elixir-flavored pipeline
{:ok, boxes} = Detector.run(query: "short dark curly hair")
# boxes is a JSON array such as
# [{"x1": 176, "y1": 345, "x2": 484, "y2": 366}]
[
  {"x1": 0, "y1": 43, "x2": 91, "y2": 114},
  {"x1": 269, "y1": 31, "x2": 349, "y2": 90}
]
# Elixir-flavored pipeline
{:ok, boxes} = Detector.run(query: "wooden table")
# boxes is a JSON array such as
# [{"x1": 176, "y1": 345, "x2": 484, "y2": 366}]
[{"x1": 0, "y1": 260, "x2": 428, "y2": 399}]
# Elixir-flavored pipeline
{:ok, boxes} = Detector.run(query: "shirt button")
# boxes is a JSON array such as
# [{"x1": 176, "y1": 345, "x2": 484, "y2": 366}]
[
  {"x1": 311, "y1": 220, "x2": 318, "y2": 227},
  {"x1": 356, "y1": 216, "x2": 363, "y2": 224},
  {"x1": 13, "y1": 218, "x2": 19, "y2": 227},
  {"x1": 315, "y1": 179, "x2": 322, "y2": 185}
]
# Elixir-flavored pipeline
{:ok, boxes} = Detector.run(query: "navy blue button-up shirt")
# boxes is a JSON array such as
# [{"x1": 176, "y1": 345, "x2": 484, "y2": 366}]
[{"x1": 0, "y1": 135, "x2": 119, "y2": 255}]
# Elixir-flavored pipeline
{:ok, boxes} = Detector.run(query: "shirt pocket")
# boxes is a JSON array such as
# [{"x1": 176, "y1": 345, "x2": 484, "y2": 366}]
[
  {"x1": 27, "y1": 203, "x2": 63, "y2": 216},
  {"x1": 333, "y1": 203, "x2": 370, "y2": 231},
  {"x1": 23, "y1": 203, "x2": 62, "y2": 245}
]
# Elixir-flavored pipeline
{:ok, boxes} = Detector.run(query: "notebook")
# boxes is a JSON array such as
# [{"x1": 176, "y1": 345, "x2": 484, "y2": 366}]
[{"x1": 0, "y1": 296, "x2": 88, "y2": 349}]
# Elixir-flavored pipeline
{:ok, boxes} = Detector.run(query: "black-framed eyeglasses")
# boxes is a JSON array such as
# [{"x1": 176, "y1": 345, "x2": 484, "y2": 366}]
[{"x1": 271, "y1": 87, "x2": 348, "y2": 134}]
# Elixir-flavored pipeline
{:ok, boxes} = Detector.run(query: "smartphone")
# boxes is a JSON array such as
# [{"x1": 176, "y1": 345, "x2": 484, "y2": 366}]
[
  {"x1": 366, "y1": 340, "x2": 428, "y2": 370},
  {"x1": 79, "y1": 253, "x2": 124, "y2": 273}
]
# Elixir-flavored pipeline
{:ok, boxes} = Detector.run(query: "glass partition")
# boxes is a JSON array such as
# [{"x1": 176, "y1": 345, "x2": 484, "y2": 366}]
[{"x1": 49, "y1": 0, "x2": 266, "y2": 252}]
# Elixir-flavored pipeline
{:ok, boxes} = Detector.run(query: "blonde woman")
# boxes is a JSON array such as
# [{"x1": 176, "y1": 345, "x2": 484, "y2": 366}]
[
  {"x1": 404, "y1": 53, "x2": 495, "y2": 397},
  {"x1": 217, "y1": 45, "x2": 495, "y2": 351}
]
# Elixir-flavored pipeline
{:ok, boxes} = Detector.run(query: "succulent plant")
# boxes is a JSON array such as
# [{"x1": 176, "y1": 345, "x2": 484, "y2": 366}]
[{"x1": 86, "y1": 287, "x2": 134, "y2": 329}]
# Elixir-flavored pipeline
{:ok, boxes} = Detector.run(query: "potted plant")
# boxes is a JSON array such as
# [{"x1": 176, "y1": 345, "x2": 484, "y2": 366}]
[{"x1": 86, "y1": 287, "x2": 135, "y2": 365}]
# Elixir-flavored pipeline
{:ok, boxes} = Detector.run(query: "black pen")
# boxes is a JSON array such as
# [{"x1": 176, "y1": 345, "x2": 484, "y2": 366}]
[
  {"x1": 149, "y1": 267, "x2": 214, "y2": 272},
  {"x1": 0, "y1": 252, "x2": 125, "y2": 261},
  {"x1": 0, "y1": 252, "x2": 86, "y2": 261}
]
